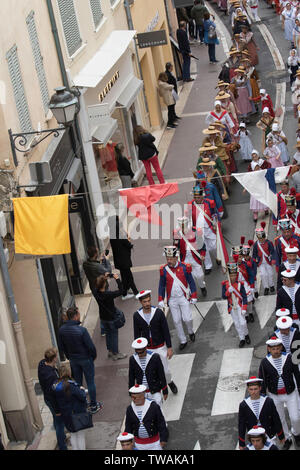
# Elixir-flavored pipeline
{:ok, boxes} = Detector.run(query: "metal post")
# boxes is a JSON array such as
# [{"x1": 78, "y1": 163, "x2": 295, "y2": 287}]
[{"x1": 36, "y1": 259, "x2": 58, "y2": 350}]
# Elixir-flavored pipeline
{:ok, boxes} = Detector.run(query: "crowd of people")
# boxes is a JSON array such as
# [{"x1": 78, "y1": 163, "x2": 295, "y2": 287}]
[{"x1": 34, "y1": 0, "x2": 300, "y2": 453}]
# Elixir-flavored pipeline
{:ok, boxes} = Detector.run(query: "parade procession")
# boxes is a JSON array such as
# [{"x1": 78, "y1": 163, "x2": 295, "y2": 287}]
[{"x1": 5, "y1": 0, "x2": 300, "y2": 457}]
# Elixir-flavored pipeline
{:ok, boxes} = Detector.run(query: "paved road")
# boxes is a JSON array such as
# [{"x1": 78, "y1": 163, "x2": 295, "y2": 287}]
[{"x1": 87, "y1": 1, "x2": 299, "y2": 450}]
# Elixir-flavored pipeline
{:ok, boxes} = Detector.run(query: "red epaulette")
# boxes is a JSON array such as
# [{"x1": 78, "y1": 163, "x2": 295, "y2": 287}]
[{"x1": 185, "y1": 263, "x2": 192, "y2": 273}]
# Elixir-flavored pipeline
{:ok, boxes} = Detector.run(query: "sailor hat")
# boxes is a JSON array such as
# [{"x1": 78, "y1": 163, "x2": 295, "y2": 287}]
[
  {"x1": 275, "y1": 308, "x2": 290, "y2": 317},
  {"x1": 117, "y1": 432, "x2": 134, "y2": 442},
  {"x1": 247, "y1": 426, "x2": 266, "y2": 436},
  {"x1": 285, "y1": 246, "x2": 299, "y2": 254},
  {"x1": 281, "y1": 269, "x2": 296, "y2": 278},
  {"x1": 262, "y1": 107, "x2": 270, "y2": 114},
  {"x1": 266, "y1": 336, "x2": 283, "y2": 346},
  {"x1": 245, "y1": 376, "x2": 263, "y2": 385},
  {"x1": 136, "y1": 290, "x2": 151, "y2": 300},
  {"x1": 260, "y1": 89, "x2": 266, "y2": 95},
  {"x1": 132, "y1": 337, "x2": 148, "y2": 349},
  {"x1": 129, "y1": 384, "x2": 147, "y2": 394},
  {"x1": 276, "y1": 316, "x2": 293, "y2": 329}
]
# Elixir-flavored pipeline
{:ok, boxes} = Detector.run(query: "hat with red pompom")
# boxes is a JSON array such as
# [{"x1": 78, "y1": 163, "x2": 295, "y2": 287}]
[{"x1": 131, "y1": 337, "x2": 148, "y2": 349}]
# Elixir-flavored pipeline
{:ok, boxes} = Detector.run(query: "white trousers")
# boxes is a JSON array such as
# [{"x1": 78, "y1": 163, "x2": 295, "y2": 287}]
[
  {"x1": 145, "y1": 391, "x2": 162, "y2": 408},
  {"x1": 231, "y1": 307, "x2": 248, "y2": 340},
  {"x1": 191, "y1": 261, "x2": 206, "y2": 288},
  {"x1": 135, "y1": 439, "x2": 162, "y2": 451},
  {"x1": 259, "y1": 262, "x2": 274, "y2": 289},
  {"x1": 204, "y1": 233, "x2": 217, "y2": 269},
  {"x1": 70, "y1": 430, "x2": 86, "y2": 450},
  {"x1": 169, "y1": 296, "x2": 194, "y2": 344},
  {"x1": 148, "y1": 345, "x2": 172, "y2": 384},
  {"x1": 250, "y1": 7, "x2": 260, "y2": 22},
  {"x1": 268, "y1": 390, "x2": 300, "y2": 439}
]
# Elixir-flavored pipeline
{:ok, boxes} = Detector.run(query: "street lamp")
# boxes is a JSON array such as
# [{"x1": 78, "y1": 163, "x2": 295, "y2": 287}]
[{"x1": 8, "y1": 86, "x2": 80, "y2": 167}]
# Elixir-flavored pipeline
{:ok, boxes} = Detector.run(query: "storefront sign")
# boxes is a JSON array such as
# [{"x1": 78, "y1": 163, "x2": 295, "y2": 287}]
[
  {"x1": 98, "y1": 71, "x2": 120, "y2": 103},
  {"x1": 146, "y1": 11, "x2": 159, "y2": 32},
  {"x1": 172, "y1": 0, "x2": 194, "y2": 7},
  {"x1": 137, "y1": 30, "x2": 168, "y2": 49}
]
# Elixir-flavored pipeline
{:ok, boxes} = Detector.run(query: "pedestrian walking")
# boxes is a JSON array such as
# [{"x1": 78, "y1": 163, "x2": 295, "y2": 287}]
[
  {"x1": 125, "y1": 384, "x2": 168, "y2": 450},
  {"x1": 235, "y1": 122, "x2": 253, "y2": 161},
  {"x1": 240, "y1": 24, "x2": 259, "y2": 66},
  {"x1": 267, "y1": 123, "x2": 289, "y2": 165},
  {"x1": 158, "y1": 246, "x2": 197, "y2": 350},
  {"x1": 259, "y1": 336, "x2": 300, "y2": 449},
  {"x1": 133, "y1": 290, "x2": 178, "y2": 394},
  {"x1": 52, "y1": 363, "x2": 91, "y2": 451},
  {"x1": 203, "y1": 12, "x2": 220, "y2": 63},
  {"x1": 176, "y1": 21, "x2": 194, "y2": 82},
  {"x1": 37, "y1": 348, "x2": 67, "y2": 450},
  {"x1": 129, "y1": 337, "x2": 168, "y2": 409},
  {"x1": 94, "y1": 273, "x2": 127, "y2": 361},
  {"x1": 260, "y1": 89, "x2": 275, "y2": 118},
  {"x1": 238, "y1": 376, "x2": 285, "y2": 450},
  {"x1": 281, "y1": 3, "x2": 296, "y2": 45},
  {"x1": 273, "y1": 315, "x2": 300, "y2": 355},
  {"x1": 108, "y1": 215, "x2": 139, "y2": 300},
  {"x1": 115, "y1": 143, "x2": 134, "y2": 188},
  {"x1": 245, "y1": 427, "x2": 279, "y2": 450},
  {"x1": 253, "y1": 223, "x2": 276, "y2": 295},
  {"x1": 191, "y1": 0, "x2": 209, "y2": 44},
  {"x1": 263, "y1": 136, "x2": 284, "y2": 168},
  {"x1": 287, "y1": 49, "x2": 299, "y2": 87},
  {"x1": 58, "y1": 307, "x2": 102, "y2": 414},
  {"x1": 157, "y1": 72, "x2": 177, "y2": 129},
  {"x1": 133, "y1": 126, "x2": 165, "y2": 185}
]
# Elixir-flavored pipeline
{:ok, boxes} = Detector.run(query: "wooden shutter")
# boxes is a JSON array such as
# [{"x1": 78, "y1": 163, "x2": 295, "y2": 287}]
[
  {"x1": 26, "y1": 11, "x2": 50, "y2": 113},
  {"x1": 6, "y1": 45, "x2": 32, "y2": 133},
  {"x1": 90, "y1": 0, "x2": 103, "y2": 28},
  {"x1": 57, "y1": 0, "x2": 82, "y2": 57}
]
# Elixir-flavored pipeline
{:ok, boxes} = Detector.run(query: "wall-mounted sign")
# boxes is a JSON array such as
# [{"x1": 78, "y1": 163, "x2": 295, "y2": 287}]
[
  {"x1": 137, "y1": 30, "x2": 168, "y2": 49},
  {"x1": 98, "y1": 71, "x2": 120, "y2": 103},
  {"x1": 172, "y1": 0, "x2": 194, "y2": 7}
]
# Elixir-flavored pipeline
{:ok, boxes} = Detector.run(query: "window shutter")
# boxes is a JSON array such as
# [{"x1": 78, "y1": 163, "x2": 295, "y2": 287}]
[
  {"x1": 57, "y1": 0, "x2": 82, "y2": 57},
  {"x1": 90, "y1": 0, "x2": 103, "y2": 28},
  {"x1": 6, "y1": 45, "x2": 32, "y2": 133},
  {"x1": 26, "y1": 11, "x2": 50, "y2": 113}
]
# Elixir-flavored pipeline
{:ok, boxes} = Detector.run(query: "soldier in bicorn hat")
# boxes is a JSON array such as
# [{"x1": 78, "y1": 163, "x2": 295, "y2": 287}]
[
  {"x1": 234, "y1": 243, "x2": 255, "y2": 323},
  {"x1": 221, "y1": 259, "x2": 250, "y2": 347},
  {"x1": 238, "y1": 376, "x2": 285, "y2": 450},
  {"x1": 285, "y1": 194, "x2": 300, "y2": 235},
  {"x1": 133, "y1": 290, "x2": 178, "y2": 394},
  {"x1": 158, "y1": 246, "x2": 197, "y2": 350},
  {"x1": 253, "y1": 222, "x2": 276, "y2": 295}
]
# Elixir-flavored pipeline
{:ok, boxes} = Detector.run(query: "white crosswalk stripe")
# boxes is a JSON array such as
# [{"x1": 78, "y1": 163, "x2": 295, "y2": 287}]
[
  {"x1": 215, "y1": 300, "x2": 233, "y2": 332},
  {"x1": 192, "y1": 300, "x2": 215, "y2": 332},
  {"x1": 254, "y1": 295, "x2": 276, "y2": 329}
]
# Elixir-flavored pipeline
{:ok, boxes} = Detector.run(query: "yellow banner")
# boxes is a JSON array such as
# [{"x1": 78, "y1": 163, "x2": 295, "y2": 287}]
[{"x1": 13, "y1": 194, "x2": 71, "y2": 255}]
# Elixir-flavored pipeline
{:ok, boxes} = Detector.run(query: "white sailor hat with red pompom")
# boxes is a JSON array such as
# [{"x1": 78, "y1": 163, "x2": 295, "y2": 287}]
[
  {"x1": 285, "y1": 246, "x2": 299, "y2": 254},
  {"x1": 131, "y1": 337, "x2": 148, "y2": 349},
  {"x1": 129, "y1": 384, "x2": 147, "y2": 394},
  {"x1": 276, "y1": 308, "x2": 290, "y2": 317},
  {"x1": 276, "y1": 316, "x2": 293, "y2": 329},
  {"x1": 247, "y1": 426, "x2": 266, "y2": 436},
  {"x1": 266, "y1": 336, "x2": 283, "y2": 346},
  {"x1": 244, "y1": 376, "x2": 263, "y2": 385},
  {"x1": 117, "y1": 432, "x2": 135, "y2": 442},
  {"x1": 136, "y1": 290, "x2": 151, "y2": 300},
  {"x1": 281, "y1": 269, "x2": 296, "y2": 278}
]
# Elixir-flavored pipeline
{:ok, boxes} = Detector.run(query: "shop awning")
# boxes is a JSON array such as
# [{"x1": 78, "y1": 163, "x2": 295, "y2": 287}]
[
  {"x1": 73, "y1": 30, "x2": 136, "y2": 88},
  {"x1": 64, "y1": 158, "x2": 83, "y2": 192},
  {"x1": 116, "y1": 76, "x2": 143, "y2": 110},
  {"x1": 92, "y1": 118, "x2": 118, "y2": 147}
]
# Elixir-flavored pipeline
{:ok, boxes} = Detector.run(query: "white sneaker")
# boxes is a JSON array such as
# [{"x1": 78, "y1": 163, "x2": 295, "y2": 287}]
[
  {"x1": 122, "y1": 294, "x2": 135, "y2": 300},
  {"x1": 112, "y1": 352, "x2": 127, "y2": 361}
]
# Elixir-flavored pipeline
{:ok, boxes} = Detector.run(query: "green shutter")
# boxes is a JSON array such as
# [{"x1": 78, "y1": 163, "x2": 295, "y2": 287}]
[
  {"x1": 57, "y1": 0, "x2": 82, "y2": 57},
  {"x1": 26, "y1": 11, "x2": 50, "y2": 113},
  {"x1": 6, "y1": 45, "x2": 32, "y2": 133},
  {"x1": 90, "y1": 0, "x2": 103, "y2": 28}
]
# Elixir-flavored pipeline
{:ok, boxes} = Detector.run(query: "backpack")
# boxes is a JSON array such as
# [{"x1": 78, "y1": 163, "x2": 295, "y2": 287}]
[{"x1": 208, "y1": 24, "x2": 217, "y2": 40}]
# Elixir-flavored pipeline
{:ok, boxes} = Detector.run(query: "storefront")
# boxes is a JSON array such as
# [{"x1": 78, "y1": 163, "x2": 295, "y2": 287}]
[{"x1": 72, "y1": 30, "x2": 144, "y2": 208}]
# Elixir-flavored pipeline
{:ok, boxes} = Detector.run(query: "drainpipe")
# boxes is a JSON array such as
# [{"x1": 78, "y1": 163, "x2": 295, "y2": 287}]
[
  {"x1": 0, "y1": 237, "x2": 43, "y2": 432},
  {"x1": 123, "y1": 0, "x2": 149, "y2": 115}
]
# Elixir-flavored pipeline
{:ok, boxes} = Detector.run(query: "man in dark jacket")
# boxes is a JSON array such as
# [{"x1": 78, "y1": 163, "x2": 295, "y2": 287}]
[
  {"x1": 191, "y1": 0, "x2": 209, "y2": 44},
  {"x1": 38, "y1": 348, "x2": 67, "y2": 450},
  {"x1": 83, "y1": 246, "x2": 112, "y2": 290},
  {"x1": 276, "y1": 269, "x2": 300, "y2": 328},
  {"x1": 58, "y1": 307, "x2": 102, "y2": 414},
  {"x1": 176, "y1": 21, "x2": 194, "y2": 82}
]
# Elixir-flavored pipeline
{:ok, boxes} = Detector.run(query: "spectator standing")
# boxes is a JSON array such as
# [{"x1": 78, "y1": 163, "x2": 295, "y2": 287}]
[
  {"x1": 58, "y1": 307, "x2": 102, "y2": 414},
  {"x1": 157, "y1": 72, "x2": 177, "y2": 130},
  {"x1": 191, "y1": 0, "x2": 209, "y2": 44},
  {"x1": 176, "y1": 21, "x2": 194, "y2": 82},
  {"x1": 38, "y1": 348, "x2": 67, "y2": 450},
  {"x1": 165, "y1": 62, "x2": 181, "y2": 121},
  {"x1": 133, "y1": 126, "x2": 165, "y2": 185},
  {"x1": 203, "y1": 12, "x2": 220, "y2": 64},
  {"x1": 83, "y1": 246, "x2": 112, "y2": 291},
  {"x1": 114, "y1": 143, "x2": 134, "y2": 188},
  {"x1": 94, "y1": 273, "x2": 127, "y2": 361}
]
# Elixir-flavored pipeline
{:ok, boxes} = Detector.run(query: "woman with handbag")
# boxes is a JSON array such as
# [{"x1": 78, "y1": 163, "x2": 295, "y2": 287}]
[
  {"x1": 203, "y1": 12, "x2": 219, "y2": 64},
  {"x1": 52, "y1": 363, "x2": 92, "y2": 451},
  {"x1": 157, "y1": 72, "x2": 177, "y2": 129},
  {"x1": 94, "y1": 273, "x2": 127, "y2": 361}
]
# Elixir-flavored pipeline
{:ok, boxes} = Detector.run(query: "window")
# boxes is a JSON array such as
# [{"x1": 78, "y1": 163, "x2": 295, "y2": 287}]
[
  {"x1": 26, "y1": 11, "x2": 50, "y2": 113},
  {"x1": 6, "y1": 45, "x2": 32, "y2": 133},
  {"x1": 89, "y1": 0, "x2": 103, "y2": 28},
  {"x1": 57, "y1": 0, "x2": 82, "y2": 57}
]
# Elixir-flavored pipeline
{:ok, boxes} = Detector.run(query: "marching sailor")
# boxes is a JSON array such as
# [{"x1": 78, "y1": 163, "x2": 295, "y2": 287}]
[
  {"x1": 245, "y1": 426, "x2": 279, "y2": 451},
  {"x1": 221, "y1": 259, "x2": 251, "y2": 348},
  {"x1": 158, "y1": 246, "x2": 197, "y2": 350},
  {"x1": 125, "y1": 384, "x2": 168, "y2": 451},
  {"x1": 277, "y1": 246, "x2": 300, "y2": 290},
  {"x1": 275, "y1": 219, "x2": 300, "y2": 268},
  {"x1": 133, "y1": 290, "x2": 178, "y2": 394},
  {"x1": 252, "y1": 222, "x2": 276, "y2": 296},
  {"x1": 173, "y1": 216, "x2": 207, "y2": 298},
  {"x1": 129, "y1": 338, "x2": 168, "y2": 409},
  {"x1": 276, "y1": 269, "x2": 300, "y2": 329},
  {"x1": 273, "y1": 316, "x2": 300, "y2": 356},
  {"x1": 117, "y1": 432, "x2": 137, "y2": 451},
  {"x1": 238, "y1": 376, "x2": 285, "y2": 450},
  {"x1": 259, "y1": 336, "x2": 300, "y2": 449},
  {"x1": 188, "y1": 185, "x2": 221, "y2": 275}
]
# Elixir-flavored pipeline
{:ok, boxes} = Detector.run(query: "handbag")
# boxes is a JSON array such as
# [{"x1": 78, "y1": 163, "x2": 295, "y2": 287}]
[
  {"x1": 70, "y1": 411, "x2": 93, "y2": 432},
  {"x1": 113, "y1": 308, "x2": 126, "y2": 329},
  {"x1": 208, "y1": 25, "x2": 217, "y2": 40}
]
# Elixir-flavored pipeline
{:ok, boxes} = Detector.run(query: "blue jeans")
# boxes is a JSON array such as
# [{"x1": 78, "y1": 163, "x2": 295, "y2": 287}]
[
  {"x1": 101, "y1": 320, "x2": 119, "y2": 354},
  {"x1": 195, "y1": 24, "x2": 204, "y2": 42},
  {"x1": 70, "y1": 357, "x2": 97, "y2": 406},
  {"x1": 208, "y1": 43, "x2": 216, "y2": 62},
  {"x1": 44, "y1": 399, "x2": 67, "y2": 450},
  {"x1": 182, "y1": 54, "x2": 191, "y2": 80}
]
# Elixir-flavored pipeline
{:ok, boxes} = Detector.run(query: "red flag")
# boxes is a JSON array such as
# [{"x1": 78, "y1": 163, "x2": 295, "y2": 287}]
[
  {"x1": 216, "y1": 221, "x2": 229, "y2": 272},
  {"x1": 119, "y1": 183, "x2": 179, "y2": 225}
]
